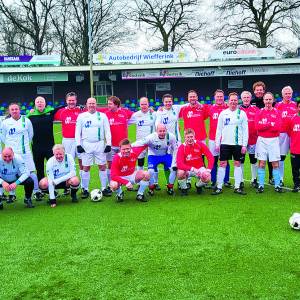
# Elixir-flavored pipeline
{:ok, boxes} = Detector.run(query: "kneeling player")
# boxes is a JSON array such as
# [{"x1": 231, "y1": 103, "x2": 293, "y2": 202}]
[
  {"x1": 39, "y1": 144, "x2": 80, "y2": 207},
  {"x1": 177, "y1": 129, "x2": 214, "y2": 195},
  {"x1": 0, "y1": 147, "x2": 34, "y2": 209},
  {"x1": 110, "y1": 139, "x2": 149, "y2": 202}
]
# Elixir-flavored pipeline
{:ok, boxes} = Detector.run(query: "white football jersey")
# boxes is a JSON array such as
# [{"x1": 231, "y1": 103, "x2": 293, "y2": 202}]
[
  {"x1": 75, "y1": 111, "x2": 111, "y2": 145},
  {"x1": 132, "y1": 132, "x2": 177, "y2": 156},
  {"x1": 46, "y1": 153, "x2": 76, "y2": 185},
  {"x1": 129, "y1": 110, "x2": 156, "y2": 140},
  {"x1": 2, "y1": 116, "x2": 33, "y2": 155}
]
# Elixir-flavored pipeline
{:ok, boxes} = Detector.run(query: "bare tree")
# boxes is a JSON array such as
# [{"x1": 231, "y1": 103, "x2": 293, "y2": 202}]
[
  {"x1": 0, "y1": 0, "x2": 56, "y2": 55},
  {"x1": 131, "y1": 0, "x2": 204, "y2": 52},
  {"x1": 51, "y1": 0, "x2": 132, "y2": 65},
  {"x1": 211, "y1": 0, "x2": 300, "y2": 49}
]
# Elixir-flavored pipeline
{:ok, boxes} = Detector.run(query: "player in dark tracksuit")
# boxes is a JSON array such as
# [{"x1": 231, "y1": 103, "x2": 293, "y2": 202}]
[{"x1": 27, "y1": 97, "x2": 62, "y2": 182}]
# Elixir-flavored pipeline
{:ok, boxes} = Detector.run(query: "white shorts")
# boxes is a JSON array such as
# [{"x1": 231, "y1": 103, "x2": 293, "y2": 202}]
[
  {"x1": 255, "y1": 136, "x2": 281, "y2": 162},
  {"x1": 119, "y1": 171, "x2": 138, "y2": 185},
  {"x1": 279, "y1": 132, "x2": 290, "y2": 156},
  {"x1": 138, "y1": 149, "x2": 147, "y2": 159},
  {"x1": 81, "y1": 140, "x2": 106, "y2": 166},
  {"x1": 106, "y1": 147, "x2": 120, "y2": 162},
  {"x1": 21, "y1": 152, "x2": 36, "y2": 172},
  {"x1": 62, "y1": 138, "x2": 82, "y2": 159},
  {"x1": 209, "y1": 140, "x2": 219, "y2": 156},
  {"x1": 187, "y1": 167, "x2": 206, "y2": 178},
  {"x1": 247, "y1": 144, "x2": 256, "y2": 155}
]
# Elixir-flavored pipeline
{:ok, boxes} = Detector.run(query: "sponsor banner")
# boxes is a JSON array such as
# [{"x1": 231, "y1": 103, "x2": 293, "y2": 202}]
[
  {"x1": 0, "y1": 72, "x2": 68, "y2": 83},
  {"x1": 93, "y1": 52, "x2": 187, "y2": 64},
  {"x1": 122, "y1": 65, "x2": 300, "y2": 79},
  {"x1": 0, "y1": 55, "x2": 61, "y2": 66},
  {"x1": 209, "y1": 48, "x2": 276, "y2": 60}
]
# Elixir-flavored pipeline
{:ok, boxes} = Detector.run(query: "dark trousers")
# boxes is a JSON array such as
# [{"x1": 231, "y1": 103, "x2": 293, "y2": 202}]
[
  {"x1": 32, "y1": 148, "x2": 53, "y2": 181},
  {"x1": 0, "y1": 177, "x2": 34, "y2": 199},
  {"x1": 291, "y1": 154, "x2": 300, "y2": 187}
]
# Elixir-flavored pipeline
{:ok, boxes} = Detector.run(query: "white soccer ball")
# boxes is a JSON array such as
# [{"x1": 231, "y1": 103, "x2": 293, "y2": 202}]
[
  {"x1": 289, "y1": 213, "x2": 300, "y2": 230},
  {"x1": 90, "y1": 189, "x2": 103, "y2": 202}
]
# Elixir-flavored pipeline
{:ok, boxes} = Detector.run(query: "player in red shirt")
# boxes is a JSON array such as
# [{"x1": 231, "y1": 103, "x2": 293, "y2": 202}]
[
  {"x1": 98, "y1": 96, "x2": 133, "y2": 191},
  {"x1": 179, "y1": 90, "x2": 208, "y2": 143},
  {"x1": 54, "y1": 92, "x2": 85, "y2": 194},
  {"x1": 239, "y1": 91, "x2": 260, "y2": 188},
  {"x1": 207, "y1": 89, "x2": 230, "y2": 187},
  {"x1": 110, "y1": 139, "x2": 149, "y2": 202},
  {"x1": 275, "y1": 86, "x2": 297, "y2": 185},
  {"x1": 177, "y1": 128, "x2": 214, "y2": 196},
  {"x1": 255, "y1": 92, "x2": 282, "y2": 193},
  {"x1": 287, "y1": 100, "x2": 300, "y2": 192}
]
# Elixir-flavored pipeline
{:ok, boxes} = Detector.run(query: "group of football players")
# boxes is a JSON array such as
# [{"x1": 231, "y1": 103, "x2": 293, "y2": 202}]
[{"x1": 0, "y1": 80, "x2": 300, "y2": 209}]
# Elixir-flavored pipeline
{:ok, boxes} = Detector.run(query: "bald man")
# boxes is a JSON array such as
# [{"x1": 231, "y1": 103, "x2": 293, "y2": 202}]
[
  {"x1": 75, "y1": 97, "x2": 112, "y2": 198},
  {"x1": 0, "y1": 147, "x2": 34, "y2": 209}
]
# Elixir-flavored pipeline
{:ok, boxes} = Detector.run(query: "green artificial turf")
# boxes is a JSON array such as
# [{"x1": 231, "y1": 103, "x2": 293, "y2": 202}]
[{"x1": 0, "y1": 123, "x2": 300, "y2": 299}]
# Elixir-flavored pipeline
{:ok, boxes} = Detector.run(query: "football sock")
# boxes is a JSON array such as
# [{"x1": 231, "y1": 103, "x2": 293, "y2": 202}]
[
  {"x1": 240, "y1": 163, "x2": 244, "y2": 182},
  {"x1": 154, "y1": 171, "x2": 159, "y2": 184},
  {"x1": 99, "y1": 170, "x2": 108, "y2": 191},
  {"x1": 234, "y1": 166, "x2": 242, "y2": 189},
  {"x1": 148, "y1": 168, "x2": 155, "y2": 185},
  {"x1": 81, "y1": 171, "x2": 90, "y2": 191},
  {"x1": 137, "y1": 166, "x2": 144, "y2": 171},
  {"x1": 273, "y1": 168, "x2": 281, "y2": 188},
  {"x1": 48, "y1": 181, "x2": 56, "y2": 199},
  {"x1": 279, "y1": 161, "x2": 284, "y2": 181},
  {"x1": 116, "y1": 187, "x2": 122, "y2": 196},
  {"x1": 178, "y1": 179, "x2": 187, "y2": 189},
  {"x1": 257, "y1": 167, "x2": 265, "y2": 187},
  {"x1": 106, "y1": 169, "x2": 111, "y2": 182},
  {"x1": 169, "y1": 170, "x2": 176, "y2": 184},
  {"x1": 224, "y1": 163, "x2": 230, "y2": 183},
  {"x1": 216, "y1": 166, "x2": 226, "y2": 189},
  {"x1": 211, "y1": 156, "x2": 218, "y2": 183},
  {"x1": 30, "y1": 173, "x2": 39, "y2": 192},
  {"x1": 79, "y1": 170, "x2": 83, "y2": 187},
  {"x1": 70, "y1": 184, "x2": 79, "y2": 197},
  {"x1": 251, "y1": 163, "x2": 258, "y2": 181},
  {"x1": 137, "y1": 180, "x2": 149, "y2": 195}
]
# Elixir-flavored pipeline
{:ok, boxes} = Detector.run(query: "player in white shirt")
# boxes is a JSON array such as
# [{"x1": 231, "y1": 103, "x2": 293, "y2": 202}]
[
  {"x1": 155, "y1": 94, "x2": 182, "y2": 142},
  {"x1": 132, "y1": 123, "x2": 178, "y2": 195},
  {"x1": 1, "y1": 103, "x2": 42, "y2": 200},
  {"x1": 213, "y1": 92, "x2": 248, "y2": 195},
  {"x1": 39, "y1": 144, "x2": 80, "y2": 208},
  {"x1": 0, "y1": 147, "x2": 34, "y2": 209},
  {"x1": 75, "y1": 97, "x2": 112, "y2": 198}
]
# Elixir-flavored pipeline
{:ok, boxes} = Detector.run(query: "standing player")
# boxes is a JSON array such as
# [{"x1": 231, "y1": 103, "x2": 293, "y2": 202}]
[
  {"x1": 155, "y1": 94, "x2": 181, "y2": 142},
  {"x1": 39, "y1": 144, "x2": 80, "y2": 207},
  {"x1": 99, "y1": 96, "x2": 133, "y2": 189},
  {"x1": 287, "y1": 100, "x2": 300, "y2": 192},
  {"x1": 177, "y1": 128, "x2": 214, "y2": 196},
  {"x1": 132, "y1": 124, "x2": 178, "y2": 195},
  {"x1": 251, "y1": 81, "x2": 266, "y2": 109},
  {"x1": 2, "y1": 103, "x2": 41, "y2": 200},
  {"x1": 0, "y1": 147, "x2": 34, "y2": 209},
  {"x1": 207, "y1": 89, "x2": 230, "y2": 187},
  {"x1": 213, "y1": 92, "x2": 248, "y2": 195},
  {"x1": 75, "y1": 98, "x2": 112, "y2": 198},
  {"x1": 275, "y1": 86, "x2": 297, "y2": 185},
  {"x1": 110, "y1": 139, "x2": 150, "y2": 202},
  {"x1": 54, "y1": 92, "x2": 84, "y2": 191},
  {"x1": 239, "y1": 91, "x2": 260, "y2": 188},
  {"x1": 255, "y1": 92, "x2": 282, "y2": 193}
]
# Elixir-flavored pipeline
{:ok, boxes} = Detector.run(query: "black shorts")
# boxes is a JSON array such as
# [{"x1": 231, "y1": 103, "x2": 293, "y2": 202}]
[
  {"x1": 220, "y1": 144, "x2": 243, "y2": 161},
  {"x1": 55, "y1": 181, "x2": 68, "y2": 189}
]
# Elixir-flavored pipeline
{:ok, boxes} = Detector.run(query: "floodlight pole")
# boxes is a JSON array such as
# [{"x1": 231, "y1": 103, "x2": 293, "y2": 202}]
[{"x1": 88, "y1": 0, "x2": 94, "y2": 98}]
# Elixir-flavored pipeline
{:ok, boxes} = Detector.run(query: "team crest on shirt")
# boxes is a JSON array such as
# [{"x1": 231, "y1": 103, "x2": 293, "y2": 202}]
[
  {"x1": 282, "y1": 111, "x2": 288, "y2": 118},
  {"x1": 186, "y1": 154, "x2": 192, "y2": 161},
  {"x1": 1, "y1": 168, "x2": 7, "y2": 175},
  {"x1": 293, "y1": 124, "x2": 300, "y2": 132},
  {"x1": 65, "y1": 117, "x2": 72, "y2": 124},
  {"x1": 224, "y1": 118, "x2": 230, "y2": 125},
  {"x1": 121, "y1": 166, "x2": 128, "y2": 172},
  {"x1": 163, "y1": 117, "x2": 168, "y2": 124},
  {"x1": 187, "y1": 111, "x2": 193, "y2": 118},
  {"x1": 138, "y1": 120, "x2": 144, "y2": 126},
  {"x1": 213, "y1": 113, "x2": 219, "y2": 119},
  {"x1": 109, "y1": 118, "x2": 114, "y2": 125}
]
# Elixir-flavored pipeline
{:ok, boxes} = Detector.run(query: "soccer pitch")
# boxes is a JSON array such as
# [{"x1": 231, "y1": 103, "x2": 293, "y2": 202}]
[{"x1": 0, "y1": 123, "x2": 300, "y2": 299}]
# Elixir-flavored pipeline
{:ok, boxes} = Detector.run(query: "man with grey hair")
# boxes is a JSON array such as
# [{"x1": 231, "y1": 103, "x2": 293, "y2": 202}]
[
  {"x1": 275, "y1": 86, "x2": 297, "y2": 185},
  {"x1": 39, "y1": 144, "x2": 80, "y2": 208}
]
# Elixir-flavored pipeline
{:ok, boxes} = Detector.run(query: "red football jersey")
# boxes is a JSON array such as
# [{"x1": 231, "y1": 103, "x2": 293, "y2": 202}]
[
  {"x1": 98, "y1": 107, "x2": 133, "y2": 147},
  {"x1": 275, "y1": 101, "x2": 297, "y2": 133},
  {"x1": 240, "y1": 105, "x2": 259, "y2": 145},
  {"x1": 208, "y1": 104, "x2": 227, "y2": 140},
  {"x1": 54, "y1": 107, "x2": 83, "y2": 138},
  {"x1": 287, "y1": 114, "x2": 300, "y2": 154},
  {"x1": 255, "y1": 108, "x2": 281, "y2": 138},
  {"x1": 179, "y1": 103, "x2": 208, "y2": 141},
  {"x1": 111, "y1": 147, "x2": 146, "y2": 185},
  {"x1": 177, "y1": 141, "x2": 214, "y2": 171}
]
